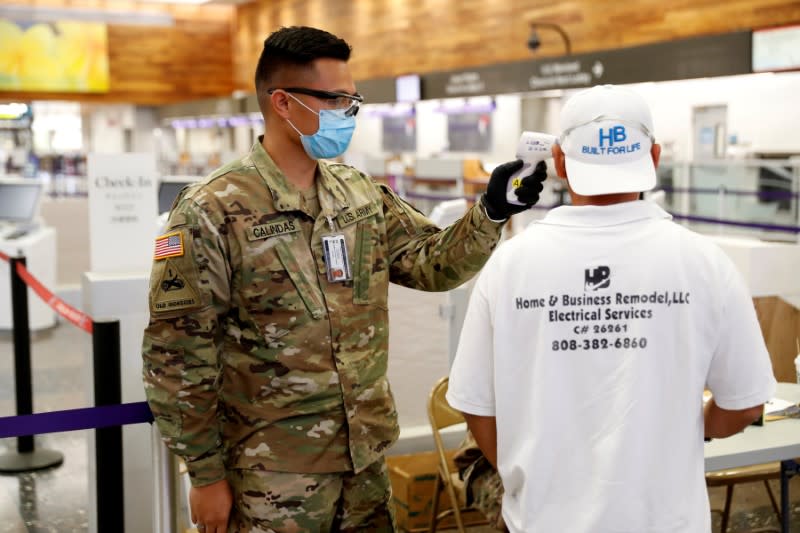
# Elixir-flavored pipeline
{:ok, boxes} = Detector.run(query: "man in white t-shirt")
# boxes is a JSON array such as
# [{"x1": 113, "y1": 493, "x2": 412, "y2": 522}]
[{"x1": 446, "y1": 84, "x2": 777, "y2": 533}]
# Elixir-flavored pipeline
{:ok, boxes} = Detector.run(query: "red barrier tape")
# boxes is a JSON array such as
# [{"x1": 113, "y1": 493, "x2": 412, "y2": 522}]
[
  {"x1": 0, "y1": 250, "x2": 8, "y2": 262},
  {"x1": 14, "y1": 262, "x2": 93, "y2": 334}
]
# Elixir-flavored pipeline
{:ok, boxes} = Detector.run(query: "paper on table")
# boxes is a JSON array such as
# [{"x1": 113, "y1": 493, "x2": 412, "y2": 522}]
[
  {"x1": 766, "y1": 398, "x2": 795, "y2": 414},
  {"x1": 765, "y1": 397, "x2": 800, "y2": 420}
]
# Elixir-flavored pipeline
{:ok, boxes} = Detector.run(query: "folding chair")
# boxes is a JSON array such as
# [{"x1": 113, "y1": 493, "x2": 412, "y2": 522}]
[
  {"x1": 427, "y1": 376, "x2": 488, "y2": 532},
  {"x1": 706, "y1": 463, "x2": 781, "y2": 533}
]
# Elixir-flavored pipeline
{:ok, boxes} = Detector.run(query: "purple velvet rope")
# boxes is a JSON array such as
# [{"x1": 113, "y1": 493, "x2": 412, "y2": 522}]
[
  {"x1": 660, "y1": 186, "x2": 799, "y2": 200},
  {"x1": 670, "y1": 213, "x2": 800, "y2": 233},
  {"x1": 0, "y1": 402, "x2": 154, "y2": 438}
]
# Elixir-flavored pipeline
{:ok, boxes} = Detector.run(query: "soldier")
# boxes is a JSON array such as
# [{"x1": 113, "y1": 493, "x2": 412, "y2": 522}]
[{"x1": 142, "y1": 26, "x2": 547, "y2": 533}]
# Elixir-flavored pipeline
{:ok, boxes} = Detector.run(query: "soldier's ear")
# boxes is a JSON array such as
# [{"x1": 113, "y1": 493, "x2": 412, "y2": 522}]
[{"x1": 271, "y1": 90, "x2": 292, "y2": 120}]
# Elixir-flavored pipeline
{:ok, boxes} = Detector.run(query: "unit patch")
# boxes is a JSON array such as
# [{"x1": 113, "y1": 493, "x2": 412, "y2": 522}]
[
  {"x1": 336, "y1": 202, "x2": 378, "y2": 228},
  {"x1": 248, "y1": 218, "x2": 300, "y2": 241},
  {"x1": 152, "y1": 260, "x2": 200, "y2": 313}
]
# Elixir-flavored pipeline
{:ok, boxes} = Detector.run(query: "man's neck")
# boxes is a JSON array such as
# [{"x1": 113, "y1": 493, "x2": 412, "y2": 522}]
[
  {"x1": 568, "y1": 191, "x2": 640, "y2": 206},
  {"x1": 263, "y1": 132, "x2": 318, "y2": 191}
]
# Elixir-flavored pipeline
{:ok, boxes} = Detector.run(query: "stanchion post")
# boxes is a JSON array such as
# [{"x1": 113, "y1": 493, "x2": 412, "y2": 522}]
[
  {"x1": 0, "y1": 256, "x2": 63, "y2": 473},
  {"x1": 151, "y1": 424, "x2": 177, "y2": 533},
  {"x1": 92, "y1": 319, "x2": 125, "y2": 533},
  {"x1": 12, "y1": 257, "x2": 33, "y2": 454}
]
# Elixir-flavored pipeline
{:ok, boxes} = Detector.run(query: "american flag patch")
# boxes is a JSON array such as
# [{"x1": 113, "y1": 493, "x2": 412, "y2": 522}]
[{"x1": 154, "y1": 232, "x2": 184, "y2": 260}]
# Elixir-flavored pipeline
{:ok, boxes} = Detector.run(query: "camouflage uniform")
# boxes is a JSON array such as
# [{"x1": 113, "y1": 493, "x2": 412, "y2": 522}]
[
  {"x1": 453, "y1": 432, "x2": 507, "y2": 531},
  {"x1": 227, "y1": 457, "x2": 393, "y2": 532},
  {"x1": 142, "y1": 140, "x2": 505, "y2": 530}
]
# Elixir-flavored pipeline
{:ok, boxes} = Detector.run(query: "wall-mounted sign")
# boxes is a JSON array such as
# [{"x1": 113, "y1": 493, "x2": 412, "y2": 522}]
[
  {"x1": 396, "y1": 74, "x2": 421, "y2": 102},
  {"x1": 88, "y1": 153, "x2": 158, "y2": 274},
  {"x1": 423, "y1": 31, "x2": 752, "y2": 99},
  {"x1": 528, "y1": 60, "x2": 595, "y2": 90},
  {"x1": 0, "y1": 20, "x2": 110, "y2": 92},
  {"x1": 356, "y1": 77, "x2": 396, "y2": 105},
  {"x1": 445, "y1": 72, "x2": 486, "y2": 95},
  {"x1": 753, "y1": 24, "x2": 800, "y2": 72}
]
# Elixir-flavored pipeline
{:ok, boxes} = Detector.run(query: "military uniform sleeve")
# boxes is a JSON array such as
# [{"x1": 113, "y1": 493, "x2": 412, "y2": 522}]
[
  {"x1": 142, "y1": 195, "x2": 232, "y2": 487},
  {"x1": 378, "y1": 183, "x2": 505, "y2": 291}
]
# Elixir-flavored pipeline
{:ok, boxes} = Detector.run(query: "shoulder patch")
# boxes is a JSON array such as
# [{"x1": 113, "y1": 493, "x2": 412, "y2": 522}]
[
  {"x1": 152, "y1": 260, "x2": 200, "y2": 313},
  {"x1": 154, "y1": 232, "x2": 184, "y2": 260}
]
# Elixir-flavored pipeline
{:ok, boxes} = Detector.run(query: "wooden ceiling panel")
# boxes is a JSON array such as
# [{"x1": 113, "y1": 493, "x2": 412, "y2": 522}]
[
  {"x1": 2, "y1": 0, "x2": 800, "y2": 104},
  {"x1": 232, "y1": 0, "x2": 800, "y2": 92}
]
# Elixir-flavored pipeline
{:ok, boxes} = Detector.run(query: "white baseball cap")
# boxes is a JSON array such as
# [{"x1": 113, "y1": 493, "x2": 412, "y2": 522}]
[{"x1": 558, "y1": 84, "x2": 657, "y2": 196}]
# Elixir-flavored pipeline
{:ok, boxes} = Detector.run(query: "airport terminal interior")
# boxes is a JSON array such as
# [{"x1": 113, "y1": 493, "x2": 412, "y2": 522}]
[{"x1": 2, "y1": 0, "x2": 800, "y2": 531}]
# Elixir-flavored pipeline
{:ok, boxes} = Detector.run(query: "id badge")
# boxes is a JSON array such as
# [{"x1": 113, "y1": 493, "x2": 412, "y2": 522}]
[{"x1": 322, "y1": 233, "x2": 352, "y2": 283}]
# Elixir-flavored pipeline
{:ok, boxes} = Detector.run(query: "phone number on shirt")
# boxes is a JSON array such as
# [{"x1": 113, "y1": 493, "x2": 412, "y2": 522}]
[{"x1": 552, "y1": 337, "x2": 648, "y2": 351}]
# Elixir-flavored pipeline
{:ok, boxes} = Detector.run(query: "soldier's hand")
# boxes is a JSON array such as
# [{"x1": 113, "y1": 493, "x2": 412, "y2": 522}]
[
  {"x1": 190, "y1": 478, "x2": 233, "y2": 533},
  {"x1": 481, "y1": 160, "x2": 548, "y2": 220}
]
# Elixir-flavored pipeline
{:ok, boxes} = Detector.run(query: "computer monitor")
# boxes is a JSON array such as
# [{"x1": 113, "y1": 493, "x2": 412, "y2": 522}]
[
  {"x1": 0, "y1": 178, "x2": 43, "y2": 223},
  {"x1": 158, "y1": 176, "x2": 198, "y2": 214}
]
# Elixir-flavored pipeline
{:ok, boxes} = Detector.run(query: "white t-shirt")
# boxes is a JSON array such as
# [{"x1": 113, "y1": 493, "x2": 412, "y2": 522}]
[{"x1": 447, "y1": 201, "x2": 777, "y2": 533}]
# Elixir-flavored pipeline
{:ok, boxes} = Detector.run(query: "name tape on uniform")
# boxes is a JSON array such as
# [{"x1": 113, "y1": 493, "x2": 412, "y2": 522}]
[
  {"x1": 336, "y1": 202, "x2": 378, "y2": 228},
  {"x1": 248, "y1": 218, "x2": 300, "y2": 241}
]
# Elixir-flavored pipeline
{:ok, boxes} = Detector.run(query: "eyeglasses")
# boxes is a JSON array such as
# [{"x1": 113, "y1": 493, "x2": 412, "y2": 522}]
[{"x1": 267, "y1": 87, "x2": 364, "y2": 116}]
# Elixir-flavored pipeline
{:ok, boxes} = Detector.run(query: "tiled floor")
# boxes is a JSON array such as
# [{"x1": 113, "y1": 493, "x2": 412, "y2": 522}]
[{"x1": 1, "y1": 325, "x2": 91, "y2": 533}]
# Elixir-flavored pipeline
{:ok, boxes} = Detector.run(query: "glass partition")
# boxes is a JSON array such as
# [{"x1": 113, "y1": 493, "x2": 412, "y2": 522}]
[{"x1": 656, "y1": 158, "x2": 800, "y2": 243}]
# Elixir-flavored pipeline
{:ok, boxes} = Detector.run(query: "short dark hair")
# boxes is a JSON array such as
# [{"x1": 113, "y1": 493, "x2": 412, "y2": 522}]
[{"x1": 255, "y1": 26, "x2": 352, "y2": 97}]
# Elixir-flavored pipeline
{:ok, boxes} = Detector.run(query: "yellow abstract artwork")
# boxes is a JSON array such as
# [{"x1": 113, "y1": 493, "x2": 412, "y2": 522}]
[{"x1": 0, "y1": 20, "x2": 110, "y2": 92}]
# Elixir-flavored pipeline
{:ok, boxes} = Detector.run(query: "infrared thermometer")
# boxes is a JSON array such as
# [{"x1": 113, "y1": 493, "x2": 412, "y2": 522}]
[{"x1": 506, "y1": 131, "x2": 557, "y2": 206}]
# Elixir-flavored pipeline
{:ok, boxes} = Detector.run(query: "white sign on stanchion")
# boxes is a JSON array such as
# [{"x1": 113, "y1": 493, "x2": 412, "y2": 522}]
[{"x1": 88, "y1": 153, "x2": 158, "y2": 273}]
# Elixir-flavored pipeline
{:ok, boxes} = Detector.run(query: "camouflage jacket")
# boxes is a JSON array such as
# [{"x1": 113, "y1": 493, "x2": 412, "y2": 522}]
[{"x1": 142, "y1": 141, "x2": 505, "y2": 487}]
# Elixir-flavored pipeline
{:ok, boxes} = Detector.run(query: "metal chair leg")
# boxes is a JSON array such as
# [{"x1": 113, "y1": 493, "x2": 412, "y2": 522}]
[
  {"x1": 721, "y1": 484, "x2": 734, "y2": 533},
  {"x1": 763, "y1": 480, "x2": 781, "y2": 523},
  {"x1": 429, "y1": 474, "x2": 443, "y2": 533},
  {"x1": 443, "y1": 475, "x2": 466, "y2": 533}
]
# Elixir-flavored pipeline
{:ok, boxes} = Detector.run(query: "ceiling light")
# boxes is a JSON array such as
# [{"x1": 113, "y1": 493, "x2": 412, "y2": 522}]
[{"x1": 0, "y1": 5, "x2": 175, "y2": 26}]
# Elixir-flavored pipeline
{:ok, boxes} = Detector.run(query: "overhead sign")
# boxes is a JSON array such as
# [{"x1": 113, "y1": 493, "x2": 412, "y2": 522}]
[
  {"x1": 87, "y1": 153, "x2": 158, "y2": 274},
  {"x1": 753, "y1": 24, "x2": 800, "y2": 72},
  {"x1": 356, "y1": 77, "x2": 396, "y2": 104},
  {"x1": 396, "y1": 74, "x2": 421, "y2": 102},
  {"x1": 0, "y1": 19, "x2": 109, "y2": 92},
  {"x1": 423, "y1": 31, "x2": 752, "y2": 99}
]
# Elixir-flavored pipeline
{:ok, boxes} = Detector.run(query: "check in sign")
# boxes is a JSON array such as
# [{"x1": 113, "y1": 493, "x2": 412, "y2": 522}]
[{"x1": 87, "y1": 153, "x2": 158, "y2": 273}]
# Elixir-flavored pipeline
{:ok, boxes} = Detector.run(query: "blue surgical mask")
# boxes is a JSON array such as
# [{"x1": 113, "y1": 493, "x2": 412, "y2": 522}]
[{"x1": 285, "y1": 94, "x2": 356, "y2": 160}]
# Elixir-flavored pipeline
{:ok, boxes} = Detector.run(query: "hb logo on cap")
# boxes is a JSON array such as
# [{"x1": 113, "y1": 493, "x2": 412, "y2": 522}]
[{"x1": 599, "y1": 126, "x2": 627, "y2": 146}]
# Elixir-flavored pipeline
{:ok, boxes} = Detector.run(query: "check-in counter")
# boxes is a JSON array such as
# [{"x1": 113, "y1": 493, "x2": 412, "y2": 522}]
[{"x1": 0, "y1": 227, "x2": 57, "y2": 331}]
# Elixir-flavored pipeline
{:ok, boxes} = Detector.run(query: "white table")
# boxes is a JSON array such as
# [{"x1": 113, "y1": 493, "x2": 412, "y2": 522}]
[{"x1": 705, "y1": 382, "x2": 800, "y2": 533}]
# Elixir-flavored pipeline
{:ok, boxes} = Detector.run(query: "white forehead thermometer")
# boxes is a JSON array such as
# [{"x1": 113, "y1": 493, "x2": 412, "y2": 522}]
[{"x1": 506, "y1": 131, "x2": 557, "y2": 206}]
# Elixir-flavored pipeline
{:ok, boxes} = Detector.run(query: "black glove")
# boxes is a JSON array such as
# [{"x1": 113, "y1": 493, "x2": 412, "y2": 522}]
[{"x1": 481, "y1": 159, "x2": 548, "y2": 220}]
